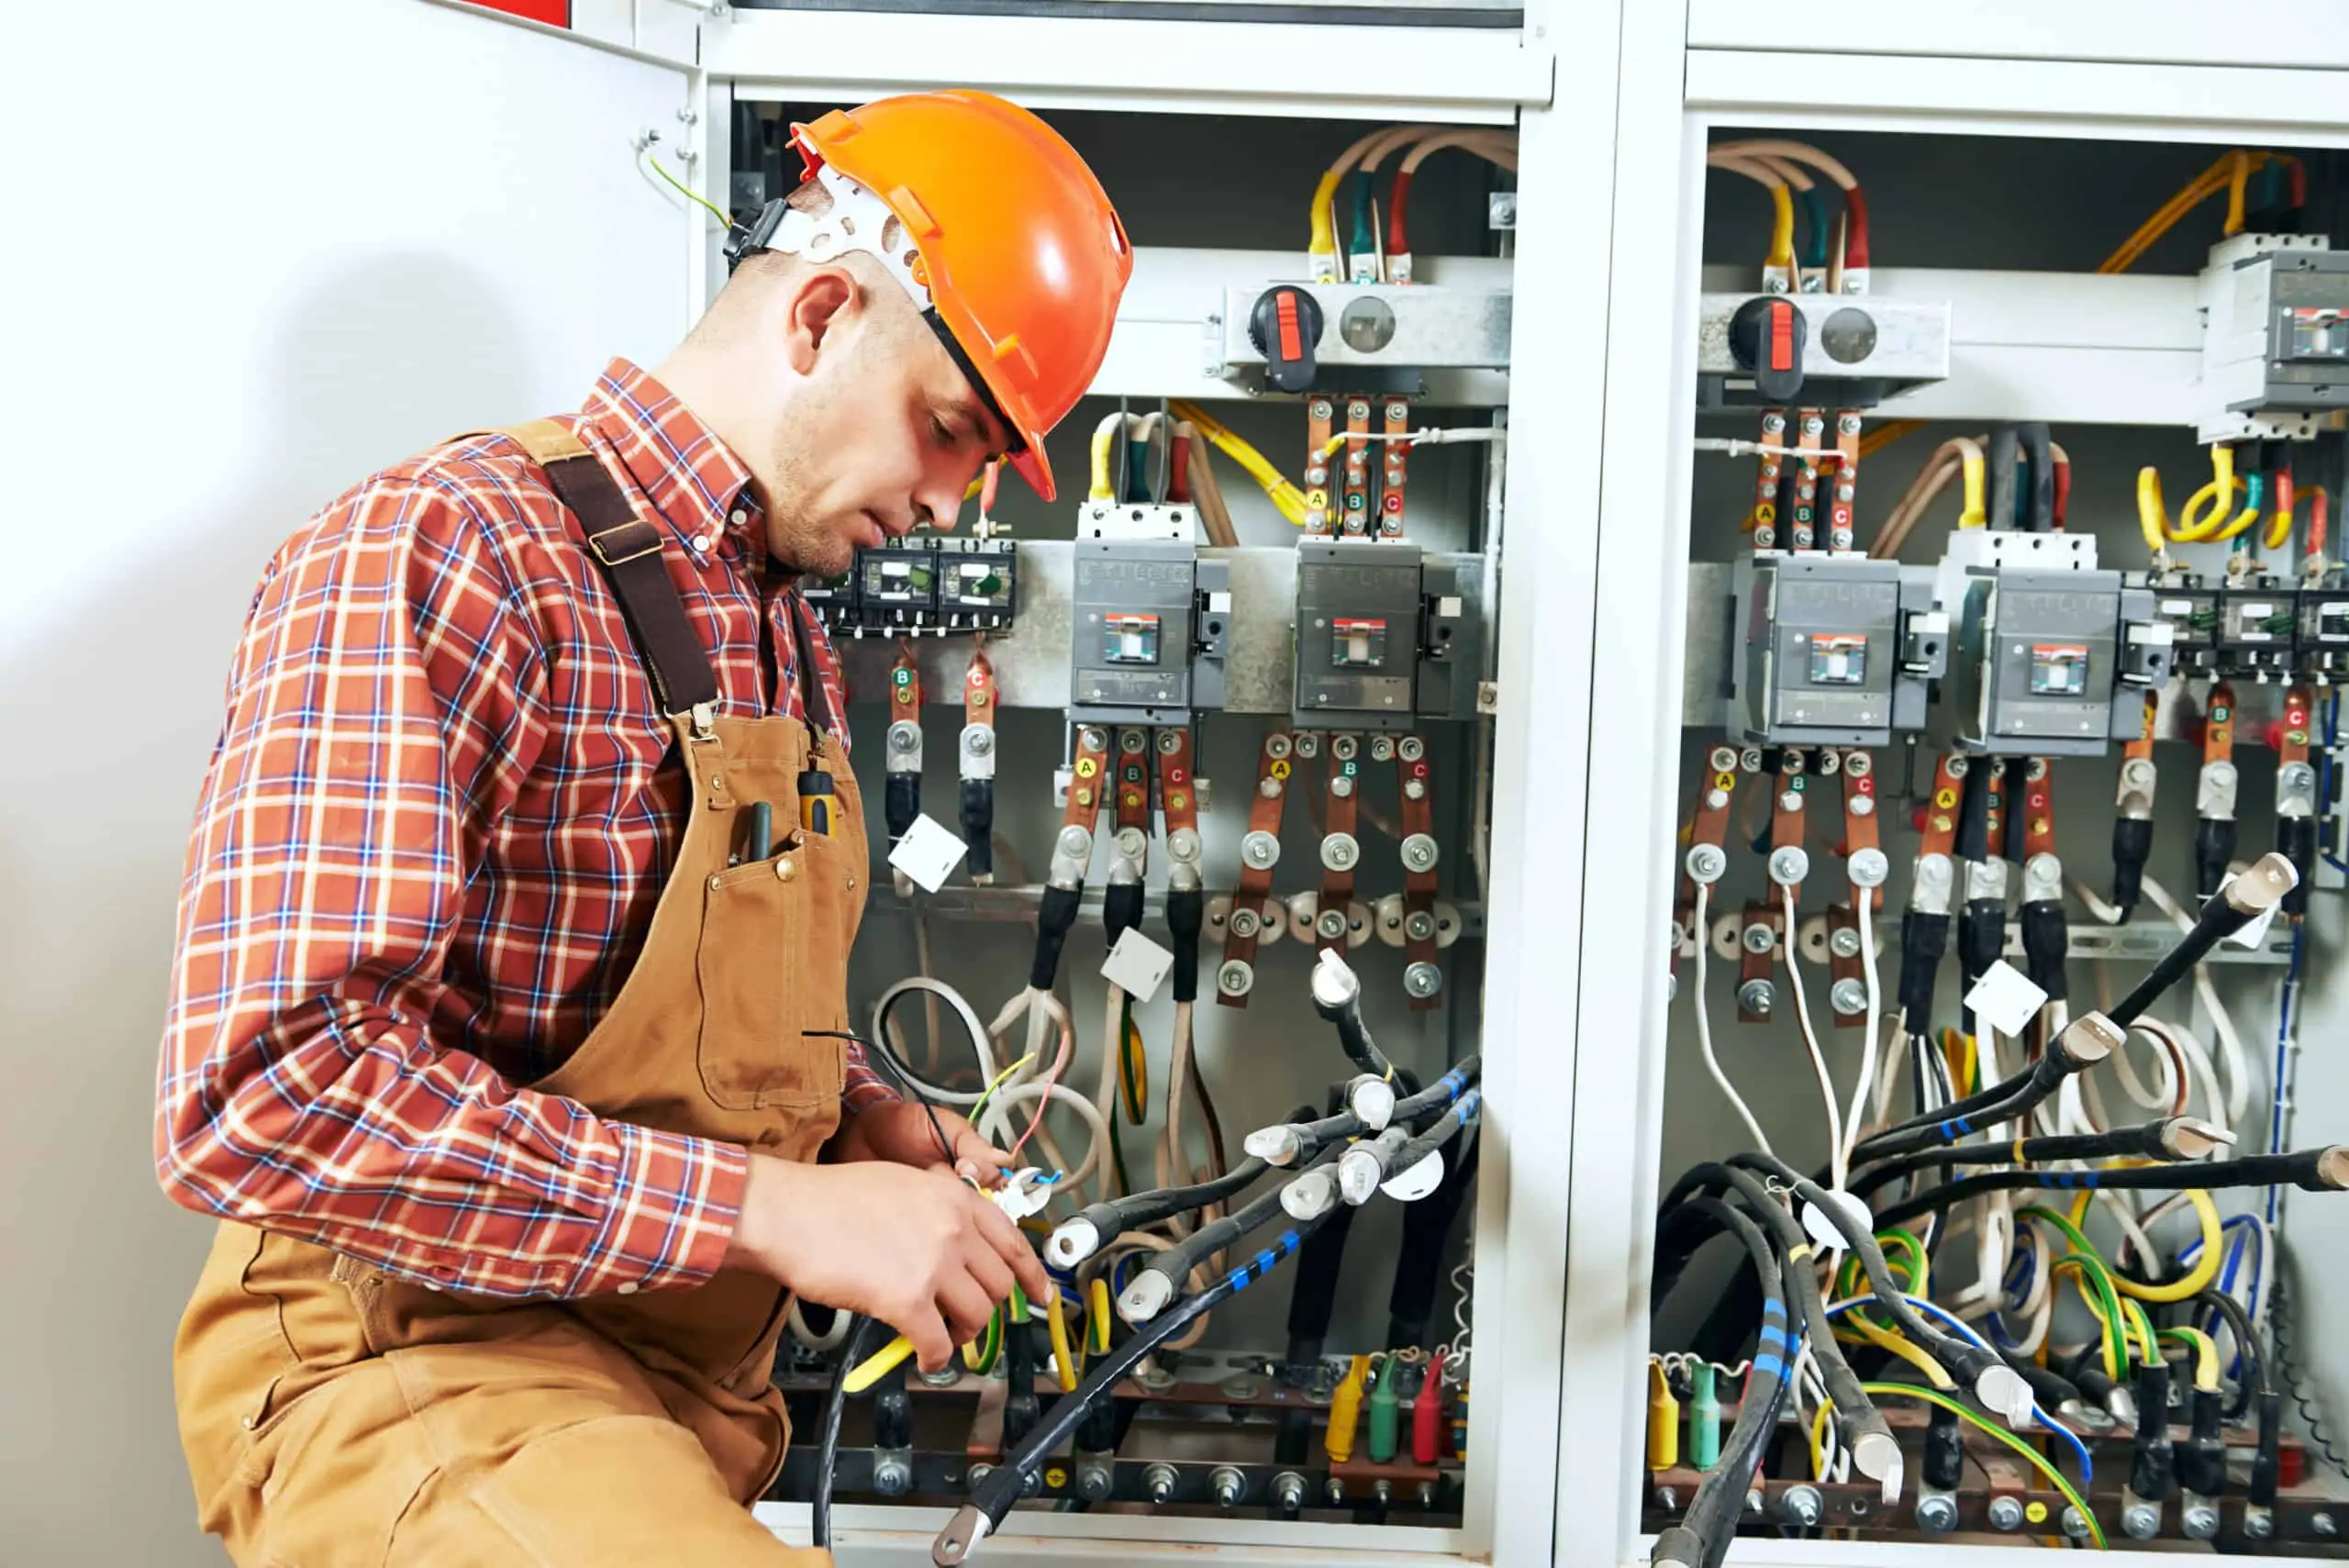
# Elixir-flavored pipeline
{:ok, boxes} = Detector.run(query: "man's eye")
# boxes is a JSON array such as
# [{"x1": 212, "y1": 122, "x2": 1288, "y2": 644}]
[{"x1": 930, "y1": 416, "x2": 955, "y2": 447}]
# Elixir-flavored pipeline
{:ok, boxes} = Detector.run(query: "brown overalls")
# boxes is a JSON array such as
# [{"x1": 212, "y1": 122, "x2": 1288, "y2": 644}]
[{"x1": 173, "y1": 420, "x2": 863, "y2": 1566}]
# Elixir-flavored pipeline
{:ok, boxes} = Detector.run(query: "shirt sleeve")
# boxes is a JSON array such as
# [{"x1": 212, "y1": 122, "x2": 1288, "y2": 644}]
[
  {"x1": 155, "y1": 472, "x2": 746, "y2": 1299},
  {"x1": 841, "y1": 1039, "x2": 897, "y2": 1117}
]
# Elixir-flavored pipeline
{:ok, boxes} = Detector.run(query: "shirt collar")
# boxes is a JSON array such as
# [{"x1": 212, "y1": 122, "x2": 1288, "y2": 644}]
[{"x1": 581, "y1": 359, "x2": 764, "y2": 565}]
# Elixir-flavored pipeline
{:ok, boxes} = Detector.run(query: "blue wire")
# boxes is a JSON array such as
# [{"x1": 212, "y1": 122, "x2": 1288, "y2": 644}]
[{"x1": 1823, "y1": 1294, "x2": 2094, "y2": 1483}]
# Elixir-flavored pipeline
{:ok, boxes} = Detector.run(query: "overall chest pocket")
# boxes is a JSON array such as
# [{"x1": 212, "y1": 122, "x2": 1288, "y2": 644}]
[{"x1": 695, "y1": 830, "x2": 852, "y2": 1117}]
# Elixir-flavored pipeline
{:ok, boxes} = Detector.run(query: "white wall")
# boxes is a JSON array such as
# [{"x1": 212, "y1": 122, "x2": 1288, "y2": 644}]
[{"x1": 0, "y1": 3, "x2": 692, "y2": 1559}]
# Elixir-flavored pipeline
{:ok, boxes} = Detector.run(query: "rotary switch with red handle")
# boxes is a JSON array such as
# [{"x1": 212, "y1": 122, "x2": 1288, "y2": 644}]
[
  {"x1": 1249, "y1": 285, "x2": 1326, "y2": 393},
  {"x1": 1729, "y1": 295, "x2": 1808, "y2": 403}
]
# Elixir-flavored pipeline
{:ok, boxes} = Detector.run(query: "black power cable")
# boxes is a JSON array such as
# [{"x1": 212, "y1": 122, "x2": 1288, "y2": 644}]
[
  {"x1": 1870, "y1": 1144, "x2": 2349, "y2": 1230},
  {"x1": 813, "y1": 1314, "x2": 885, "y2": 1551}
]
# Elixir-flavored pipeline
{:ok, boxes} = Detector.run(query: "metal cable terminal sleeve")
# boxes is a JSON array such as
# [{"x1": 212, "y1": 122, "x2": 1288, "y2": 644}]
[
  {"x1": 937, "y1": 1215, "x2": 1328, "y2": 1564},
  {"x1": 1028, "y1": 886, "x2": 1084, "y2": 991}
]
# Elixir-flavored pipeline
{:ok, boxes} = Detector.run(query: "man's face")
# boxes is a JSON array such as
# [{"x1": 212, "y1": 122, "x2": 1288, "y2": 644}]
[{"x1": 760, "y1": 295, "x2": 1008, "y2": 578}]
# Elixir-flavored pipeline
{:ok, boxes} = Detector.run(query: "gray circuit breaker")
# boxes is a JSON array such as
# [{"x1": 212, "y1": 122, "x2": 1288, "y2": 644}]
[
  {"x1": 1728, "y1": 552, "x2": 1945, "y2": 747},
  {"x1": 1292, "y1": 539, "x2": 1470, "y2": 729},
  {"x1": 1068, "y1": 539, "x2": 1229, "y2": 725}
]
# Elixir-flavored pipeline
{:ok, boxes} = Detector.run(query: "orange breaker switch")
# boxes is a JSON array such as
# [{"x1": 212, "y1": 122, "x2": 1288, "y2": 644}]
[{"x1": 1729, "y1": 296, "x2": 1808, "y2": 404}]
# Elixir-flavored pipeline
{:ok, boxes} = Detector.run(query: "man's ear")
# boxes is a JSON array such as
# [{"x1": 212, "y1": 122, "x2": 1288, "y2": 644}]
[{"x1": 781, "y1": 264, "x2": 861, "y2": 374}]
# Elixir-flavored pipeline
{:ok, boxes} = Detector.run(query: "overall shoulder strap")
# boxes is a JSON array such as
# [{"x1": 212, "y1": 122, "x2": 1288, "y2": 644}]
[{"x1": 483, "y1": 420, "x2": 719, "y2": 729}]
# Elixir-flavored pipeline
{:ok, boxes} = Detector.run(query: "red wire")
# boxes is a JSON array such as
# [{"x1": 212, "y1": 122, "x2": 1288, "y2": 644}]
[
  {"x1": 1841, "y1": 185, "x2": 1872, "y2": 270},
  {"x1": 2313, "y1": 486, "x2": 2330, "y2": 560},
  {"x1": 2052, "y1": 453, "x2": 2072, "y2": 530},
  {"x1": 1386, "y1": 170, "x2": 1416, "y2": 261},
  {"x1": 2290, "y1": 155, "x2": 2310, "y2": 210},
  {"x1": 1167, "y1": 430, "x2": 1192, "y2": 503},
  {"x1": 1412, "y1": 1348, "x2": 1446, "y2": 1463}
]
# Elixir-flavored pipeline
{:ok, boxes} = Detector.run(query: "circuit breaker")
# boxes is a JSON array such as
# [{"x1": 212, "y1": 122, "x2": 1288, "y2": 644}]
[
  {"x1": 2198, "y1": 233, "x2": 2349, "y2": 441},
  {"x1": 933, "y1": 538, "x2": 1019, "y2": 632},
  {"x1": 1727, "y1": 553, "x2": 1943, "y2": 747},
  {"x1": 1695, "y1": 292, "x2": 1951, "y2": 408},
  {"x1": 1292, "y1": 539, "x2": 1468, "y2": 728},
  {"x1": 1069, "y1": 541, "x2": 1229, "y2": 724}
]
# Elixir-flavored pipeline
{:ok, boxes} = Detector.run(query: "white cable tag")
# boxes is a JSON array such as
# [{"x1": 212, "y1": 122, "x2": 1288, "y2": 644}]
[
  {"x1": 1963, "y1": 959, "x2": 2048, "y2": 1040},
  {"x1": 1101, "y1": 927, "x2": 1174, "y2": 1004},
  {"x1": 1801, "y1": 1187, "x2": 1874, "y2": 1252},
  {"x1": 1380, "y1": 1149, "x2": 1446, "y2": 1203},
  {"x1": 2219, "y1": 873, "x2": 2282, "y2": 951},
  {"x1": 886, "y1": 814, "x2": 967, "y2": 895}
]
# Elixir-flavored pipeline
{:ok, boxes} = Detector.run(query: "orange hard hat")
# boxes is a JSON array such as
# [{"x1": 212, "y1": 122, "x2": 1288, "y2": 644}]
[{"x1": 781, "y1": 91, "x2": 1131, "y2": 504}]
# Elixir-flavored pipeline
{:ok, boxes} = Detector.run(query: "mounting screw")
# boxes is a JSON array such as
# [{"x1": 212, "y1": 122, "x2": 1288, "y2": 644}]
[
  {"x1": 968, "y1": 1464, "x2": 995, "y2": 1494},
  {"x1": 1056, "y1": 826, "x2": 1093, "y2": 862},
  {"x1": 1401, "y1": 834, "x2": 1441, "y2": 873},
  {"x1": 1741, "y1": 923, "x2": 1776, "y2": 955},
  {"x1": 1736, "y1": 979, "x2": 1774, "y2": 1015},
  {"x1": 1321, "y1": 833, "x2": 1361, "y2": 872},
  {"x1": 873, "y1": 1453, "x2": 912, "y2": 1496},
  {"x1": 1326, "y1": 1477, "x2": 1347, "y2": 1506},
  {"x1": 1404, "y1": 962, "x2": 1443, "y2": 998},
  {"x1": 1654, "y1": 1486, "x2": 1680, "y2": 1512},
  {"x1": 1987, "y1": 1496, "x2": 2024, "y2": 1531},
  {"x1": 1780, "y1": 1485, "x2": 1823, "y2": 1528},
  {"x1": 1830, "y1": 978, "x2": 1867, "y2": 1016},
  {"x1": 1241, "y1": 831, "x2": 1281, "y2": 870},
  {"x1": 1768, "y1": 846, "x2": 1810, "y2": 886},
  {"x1": 1331, "y1": 774, "x2": 1356, "y2": 799},
  {"x1": 1218, "y1": 961, "x2": 1253, "y2": 997},
  {"x1": 1143, "y1": 1463, "x2": 1180, "y2": 1505},
  {"x1": 2244, "y1": 1506, "x2": 2276, "y2": 1540},
  {"x1": 1847, "y1": 847, "x2": 1889, "y2": 887},
  {"x1": 1399, "y1": 736, "x2": 1427, "y2": 762},
  {"x1": 2062, "y1": 1507, "x2": 2092, "y2": 1541},
  {"x1": 1829, "y1": 927, "x2": 1864, "y2": 959},
  {"x1": 1838, "y1": 413, "x2": 1862, "y2": 436},
  {"x1": 1273, "y1": 1472, "x2": 1307, "y2": 1513},
  {"x1": 2181, "y1": 1502, "x2": 2219, "y2": 1540},
  {"x1": 2315, "y1": 1512, "x2": 2340, "y2": 1537},
  {"x1": 1074, "y1": 1461, "x2": 1114, "y2": 1502},
  {"x1": 2121, "y1": 1501, "x2": 2161, "y2": 1540},
  {"x1": 1210, "y1": 1467, "x2": 1246, "y2": 1507},
  {"x1": 1914, "y1": 1494, "x2": 1957, "y2": 1534}
]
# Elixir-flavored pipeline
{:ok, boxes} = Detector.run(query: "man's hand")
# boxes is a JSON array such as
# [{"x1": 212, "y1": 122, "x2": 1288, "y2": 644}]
[
  {"x1": 829, "y1": 1099, "x2": 1014, "y2": 1186},
  {"x1": 724, "y1": 1154, "x2": 1050, "y2": 1373}
]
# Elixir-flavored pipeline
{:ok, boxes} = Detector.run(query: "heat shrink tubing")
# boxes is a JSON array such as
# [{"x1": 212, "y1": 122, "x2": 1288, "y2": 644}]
[
  {"x1": 1723, "y1": 1151, "x2": 2035, "y2": 1425},
  {"x1": 1044, "y1": 1101, "x2": 1318, "y2": 1270},
  {"x1": 934, "y1": 1193, "x2": 1338, "y2": 1564},
  {"x1": 1655, "y1": 1166, "x2": 1900, "y2": 1498},
  {"x1": 1854, "y1": 855, "x2": 2297, "y2": 1163}
]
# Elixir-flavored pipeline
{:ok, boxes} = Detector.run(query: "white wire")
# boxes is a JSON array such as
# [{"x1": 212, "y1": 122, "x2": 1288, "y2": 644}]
[
  {"x1": 1783, "y1": 885, "x2": 1846, "y2": 1187},
  {"x1": 1869, "y1": 1014, "x2": 1909, "y2": 1129},
  {"x1": 2110, "y1": 1021, "x2": 2183, "y2": 1112},
  {"x1": 980, "y1": 1080, "x2": 1112, "y2": 1197},
  {"x1": 1838, "y1": 893, "x2": 1883, "y2": 1172},
  {"x1": 2140, "y1": 875, "x2": 2254, "y2": 1128},
  {"x1": 872, "y1": 975, "x2": 999, "y2": 1103},
  {"x1": 1691, "y1": 885, "x2": 1773, "y2": 1154},
  {"x1": 2135, "y1": 1016, "x2": 2231, "y2": 1139}
]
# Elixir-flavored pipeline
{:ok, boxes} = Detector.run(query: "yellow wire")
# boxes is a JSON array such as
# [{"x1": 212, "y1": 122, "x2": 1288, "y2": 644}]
[
  {"x1": 1326, "y1": 1354, "x2": 1370, "y2": 1462},
  {"x1": 1089, "y1": 424, "x2": 1119, "y2": 502},
  {"x1": 2137, "y1": 468, "x2": 2172, "y2": 560},
  {"x1": 2066, "y1": 1184, "x2": 2223, "y2": 1303},
  {"x1": 2176, "y1": 446, "x2": 2244, "y2": 540},
  {"x1": 969, "y1": 1052, "x2": 1036, "y2": 1120},
  {"x1": 1647, "y1": 1361, "x2": 1682, "y2": 1470},
  {"x1": 644, "y1": 151, "x2": 732, "y2": 228},
  {"x1": 1861, "y1": 1385, "x2": 2108, "y2": 1550},
  {"x1": 1169, "y1": 400, "x2": 1308, "y2": 526},
  {"x1": 1765, "y1": 183, "x2": 1796, "y2": 270},
  {"x1": 1809, "y1": 1400, "x2": 1835, "y2": 1481},
  {"x1": 1046, "y1": 1289, "x2": 1079, "y2": 1392},
  {"x1": 2224, "y1": 150, "x2": 2254, "y2": 237},
  {"x1": 1839, "y1": 1315, "x2": 1956, "y2": 1391},
  {"x1": 1086, "y1": 1278, "x2": 1113, "y2": 1355},
  {"x1": 2125, "y1": 1298, "x2": 2159, "y2": 1358},
  {"x1": 2160, "y1": 1326, "x2": 2222, "y2": 1392}
]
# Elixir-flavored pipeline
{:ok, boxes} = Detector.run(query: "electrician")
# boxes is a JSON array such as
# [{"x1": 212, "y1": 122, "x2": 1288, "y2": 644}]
[{"x1": 157, "y1": 91, "x2": 1129, "y2": 1566}]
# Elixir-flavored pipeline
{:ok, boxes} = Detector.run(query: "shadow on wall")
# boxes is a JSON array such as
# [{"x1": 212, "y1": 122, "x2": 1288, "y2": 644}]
[{"x1": 0, "y1": 255, "x2": 538, "y2": 1566}]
